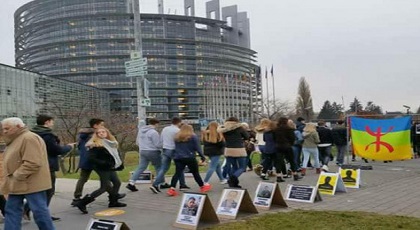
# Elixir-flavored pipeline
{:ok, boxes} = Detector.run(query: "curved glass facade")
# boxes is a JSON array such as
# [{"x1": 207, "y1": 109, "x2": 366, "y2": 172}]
[{"x1": 15, "y1": 0, "x2": 260, "y2": 122}]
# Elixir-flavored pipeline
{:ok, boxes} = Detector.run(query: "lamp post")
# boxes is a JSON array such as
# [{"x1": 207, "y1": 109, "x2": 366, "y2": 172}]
[{"x1": 403, "y1": 105, "x2": 411, "y2": 115}]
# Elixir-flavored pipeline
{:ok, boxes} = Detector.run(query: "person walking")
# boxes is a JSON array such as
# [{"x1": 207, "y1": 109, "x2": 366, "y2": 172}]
[
  {"x1": 73, "y1": 127, "x2": 126, "y2": 214},
  {"x1": 1, "y1": 117, "x2": 55, "y2": 230},
  {"x1": 72, "y1": 118, "x2": 107, "y2": 205},
  {"x1": 273, "y1": 118, "x2": 302, "y2": 181},
  {"x1": 254, "y1": 118, "x2": 271, "y2": 176},
  {"x1": 261, "y1": 121, "x2": 278, "y2": 181},
  {"x1": 217, "y1": 117, "x2": 249, "y2": 188},
  {"x1": 332, "y1": 120, "x2": 348, "y2": 166},
  {"x1": 242, "y1": 123, "x2": 256, "y2": 171},
  {"x1": 301, "y1": 123, "x2": 321, "y2": 175},
  {"x1": 127, "y1": 118, "x2": 162, "y2": 192},
  {"x1": 150, "y1": 117, "x2": 188, "y2": 194},
  {"x1": 25, "y1": 115, "x2": 74, "y2": 221},
  {"x1": 202, "y1": 121, "x2": 227, "y2": 185},
  {"x1": 316, "y1": 120, "x2": 334, "y2": 171},
  {"x1": 167, "y1": 125, "x2": 211, "y2": 196}
]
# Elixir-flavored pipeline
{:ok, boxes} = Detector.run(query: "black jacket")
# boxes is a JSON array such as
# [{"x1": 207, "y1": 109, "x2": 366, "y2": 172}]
[
  {"x1": 332, "y1": 125, "x2": 347, "y2": 146},
  {"x1": 317, "y1": 126, "x2": 334, "y2": 145},
  {"x1": 217, "y1": 122, "x2": 249, "y2": 148},
  {"x1": 88, "y1": 147, "x2": 124, "y2": 171},
  {"x1": 31, "y1": 125, "x2": 71, "y2": 171},
  {"x1": 274, "y1": 126, "x2": 295, "y2": 148},
  {"x1": 202, "y1": 133, "x2": 225, "y2": 156}
]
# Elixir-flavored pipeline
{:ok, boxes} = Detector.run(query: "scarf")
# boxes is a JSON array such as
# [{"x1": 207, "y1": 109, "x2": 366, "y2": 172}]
[{"x1": 102, "y1": 139, "x2": 122, "y2": 168}]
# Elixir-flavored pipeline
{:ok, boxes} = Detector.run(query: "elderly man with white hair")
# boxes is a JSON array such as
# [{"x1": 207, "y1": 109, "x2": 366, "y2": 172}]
[{"x1": 0, "y1": 117, "x2": 55, "y2": 230}]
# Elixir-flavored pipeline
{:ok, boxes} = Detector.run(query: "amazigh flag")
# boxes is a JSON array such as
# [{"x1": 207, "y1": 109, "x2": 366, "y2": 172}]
[{"x1": 350, "y1": 116, "x2": 412, "y2": 161}]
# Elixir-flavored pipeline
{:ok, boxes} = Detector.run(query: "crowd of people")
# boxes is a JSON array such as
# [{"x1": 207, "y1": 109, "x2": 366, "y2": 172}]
[{"x1": 1, "y1": 114, "x2": 419, "y2": 229}]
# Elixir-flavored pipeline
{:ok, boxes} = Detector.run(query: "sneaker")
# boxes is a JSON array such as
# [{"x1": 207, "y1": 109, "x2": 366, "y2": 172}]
[
  {"x1": 71, "y1": 198, "x2": 81, "y2": 207},
  {"x1": 126, "y1": 184, "x2": 138, "y2": 192},
  {"x1": 179, "y1": 185, "x2": 191, "y2": 191},
  {"x1": 167, "y1": 188, "x2": 178, "y2": 196},
  {"x1": 220, "y1": 179, "x2": 228, "y2": 184},
  {"x1": 149, "y1": 185, "x2": 161, "y2": 194},
  {"x1": 51, "y1": 216, "x2": 61, "y2": 222},
  {"x1": 200, "y1": 183, "x2": 212, "y2": 193},
  {"x1": 321, "y1": 165, "x2": 329, "y2": 172},
  {"x1": 260, "y1": 173, "x2": 269, "y2": 180},
  {"x1": 160, "y1": 183, "x2": 171, "y2": 189}
]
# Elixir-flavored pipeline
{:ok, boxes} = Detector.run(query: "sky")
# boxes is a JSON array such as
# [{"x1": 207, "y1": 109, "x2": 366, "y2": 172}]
[{"x1": 1, "y1": 0, "x2": 420, "y2": 113}]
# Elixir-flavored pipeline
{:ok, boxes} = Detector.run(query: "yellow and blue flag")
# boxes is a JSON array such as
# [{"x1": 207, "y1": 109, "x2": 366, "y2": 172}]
[{"x1": 350, "y1": 116, "x2": 412, "y2": 161}]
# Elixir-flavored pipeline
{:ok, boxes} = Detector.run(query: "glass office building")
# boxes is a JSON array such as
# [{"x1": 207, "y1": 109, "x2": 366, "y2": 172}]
[
  {"x1": 0, "y1": 64, "x2": 109, "y2": 126},
  {"x1": 15, "y1": 0, "x2": 261, "y2": 123}
]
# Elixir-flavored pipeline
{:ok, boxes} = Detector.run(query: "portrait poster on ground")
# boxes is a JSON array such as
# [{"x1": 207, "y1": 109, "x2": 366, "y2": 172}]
[
  {"x1": 216, "y1": 189, "x2": 258, "y2": 219},
  {"x1": 316, "y1": 172, "x2": 346, "y2": 195},
  {"x1": 85, "y1": 218, "x2": 130, "y2": 230},
  {"x1": 253, "y1": 182, "x2": 288, "y2": 210},
  {"x1": 174, "y1": 193, "x2": 219, "y2": 230},
  {"x1": 285, "y1": 184, "x2": 322, "y2": 203},
  {"x1": 130, "y1": 170, "x2": 153, "y2": 184},
  {"x1": 339, "y1": 168, "x2": 361, "y2": 188}
]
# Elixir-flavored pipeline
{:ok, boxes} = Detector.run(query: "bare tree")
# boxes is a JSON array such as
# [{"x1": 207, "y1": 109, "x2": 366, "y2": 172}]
[
  {"x1": 254, "y1": 98, "x2": 294, "y2": 121},
  {"x1": 295, "y1": 77, "x2": 314, "y2": 121}
]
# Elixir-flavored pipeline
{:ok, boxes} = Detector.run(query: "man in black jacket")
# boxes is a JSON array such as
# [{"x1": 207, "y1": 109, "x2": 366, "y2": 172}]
[
  {"x1": 332, "y1": 120, "x2": 348, "y2": 166},
  {"x1": 317, "y1": 120, "x2": 334, "y2": 170},
  {"x1": 27, "y1": 115, "x2": 74, "y2": 221}
]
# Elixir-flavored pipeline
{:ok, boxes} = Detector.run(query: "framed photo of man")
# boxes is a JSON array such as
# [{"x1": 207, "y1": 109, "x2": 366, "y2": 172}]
[
  {"x1": 216, "y1": 189, "x2": 244, "y2": 218},
  {"x1": 175, "y1": 194, "x2": 206, "y2": 227},
  {"x1": 253, "y1": 182, "x2": 274, "y2": 207}
]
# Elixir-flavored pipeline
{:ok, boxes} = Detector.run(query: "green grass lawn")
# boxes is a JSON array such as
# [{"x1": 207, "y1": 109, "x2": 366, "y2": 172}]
[
  {"x1": 57, "y1": 151, "x2": 263, "y2": 182},
  {"x1": 206, "y1": 210, "x2": 420, "y2": 230}
]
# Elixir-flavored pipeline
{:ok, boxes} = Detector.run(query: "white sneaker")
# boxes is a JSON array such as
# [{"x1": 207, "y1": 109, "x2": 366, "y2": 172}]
[
  {"x1": 220, "y1": 179, "x2": 228, "y2": 184},
  {"x1": 322, "y1": 165, "x2": 329, "y2": 172}
]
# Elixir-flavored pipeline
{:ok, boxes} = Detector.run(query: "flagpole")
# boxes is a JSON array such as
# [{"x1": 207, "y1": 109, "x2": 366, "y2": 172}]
[
  {"x1": 271, "y1": 64, "x2": 275, "y2": 103},
  {"x1": 265, "y1": 67, "x2": 270, "y2": 117}
]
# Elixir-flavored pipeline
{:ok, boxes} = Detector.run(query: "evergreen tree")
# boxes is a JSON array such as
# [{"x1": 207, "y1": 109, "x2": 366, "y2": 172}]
[
  {"x1": 365, "y1": 101, "x2": 383, "y2": 114},
  {"x1": 348, "y1": 97, "x2": 363, "y2": 113},
  {"x1": 295, "y1": 77, "x2": 314, "y2": 121},
  {"x1": 318, "y1": 100, "x2": 336, "y2": 119}
]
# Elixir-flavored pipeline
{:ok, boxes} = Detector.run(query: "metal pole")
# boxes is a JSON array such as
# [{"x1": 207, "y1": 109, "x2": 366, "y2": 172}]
[{"x1": 265, "y1": 67, "x2": 270, "y2": 117}]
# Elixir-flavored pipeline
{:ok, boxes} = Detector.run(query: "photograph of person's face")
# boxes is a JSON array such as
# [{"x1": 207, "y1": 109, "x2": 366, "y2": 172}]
[
  {"x1": 187, "y1": 198, "x2": 196, "y2": 207},
  {"x1": 226, "y1": 191, "x2": 238, "y2": 201},
  {"x1": 325, "y1": 176, "x2": 331, "y2": 183}
]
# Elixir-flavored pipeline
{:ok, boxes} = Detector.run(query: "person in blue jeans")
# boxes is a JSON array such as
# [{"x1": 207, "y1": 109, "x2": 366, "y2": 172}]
[
  {"x1": 127, "y1": 118, "x2": 162, "y2": 192},
  {"x1": 202, "y1": 121, "x2": 227, "y2": 185},
  {"x1": 217, "y1": 117, "x2": 249, "y2": 188},
  {"x1": 1, "y1": 117, "x2": 55, "y2": 230},
  {"x1": 150, "y1": 117, "x2": 187, "y2": 193}
]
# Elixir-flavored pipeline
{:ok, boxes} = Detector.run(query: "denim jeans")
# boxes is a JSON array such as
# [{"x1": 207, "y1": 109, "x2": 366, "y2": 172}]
[
  {"x1": 292, "y1": 145, "x2": 301, "y2": 170},
  {"x1": 225, "y1": 157, "x2": 247, "y2": 178},
  {"x1": 130, "y1": 150, "x2": 162, "y2": 182},
  {"x1": 204, "y1": 155, "x2": 224, "y2": 183},
  {"x1": 302, "y1": 147, "x2": 320, "y2": 169},
  {"x1": 222, "y1": 158, "x2": 230, "y2": 179},
  {"x1": 5, "y1": 191, "x2": 55, "y2": 230},
  {"x1": 336, "y1": 145, "x2": 347, "y2": 165},
  {"x1": 153, "y1": 150, "x2": 185, "y2": 187},
  {"x1": 318, "y1": 146, "x2": 332, "y2": 166}
]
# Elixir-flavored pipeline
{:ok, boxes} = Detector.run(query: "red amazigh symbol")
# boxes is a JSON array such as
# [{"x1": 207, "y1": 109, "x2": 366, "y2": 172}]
[{"x1": 365, "y1": 126, "x2": 394, "y2": 153}]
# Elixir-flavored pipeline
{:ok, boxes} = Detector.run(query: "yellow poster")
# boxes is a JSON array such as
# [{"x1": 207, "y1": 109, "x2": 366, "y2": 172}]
[
  {"x1": 340, "y1": 168, "x2": 360, "y2": 188},
  {"x1": 317, "y1": 173, "x2": 337, "y2": 195}
]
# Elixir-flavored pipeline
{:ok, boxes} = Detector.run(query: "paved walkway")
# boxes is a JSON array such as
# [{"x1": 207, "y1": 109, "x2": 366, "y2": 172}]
[{"x1": 6, "y1": 158, "x2": 420, "y2": 229}]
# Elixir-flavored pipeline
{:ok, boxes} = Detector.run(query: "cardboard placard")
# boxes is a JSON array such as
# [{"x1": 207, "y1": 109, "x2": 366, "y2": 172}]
[
  {"x1": 130, "y1": 170, "x2": 153, "y2": 184},
  {"x1": 216, "y1": 189, "x2": 258, "y2": 219},
  {"x1": 253, "y1": 182, "x2": 288, "y2": 210},
  {"x1": 339, "y1": 168, "x2": 361, "y2": 188},
  {"x1": 173, "y1": 193, "x2": 219, "y2": 230},
  {"x1": 285, "y1": 184, "x2": 322, "y2": 203},
  {"x1": 86, "y1": 218, "x2": 130, "y2": 230},
  {"x1": 316, "y1": 172, "x2": 347, "y2": 195}
]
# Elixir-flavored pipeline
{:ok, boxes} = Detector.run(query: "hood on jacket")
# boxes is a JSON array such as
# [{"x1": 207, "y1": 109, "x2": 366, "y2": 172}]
[
  {"x1": 140, "y1": 125, "x2": 156, "y2": 134},
  {"x1": 31, "y1": 125, "x2": 53, "y2": 135},
  {"x1": 217, "y1": 121, "x2": 242, "y2": 133}
]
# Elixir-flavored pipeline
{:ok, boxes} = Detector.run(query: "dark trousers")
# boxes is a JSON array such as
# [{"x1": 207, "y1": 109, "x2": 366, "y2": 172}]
[
  {"x1": 90, "y1": 170, "x2": 121, "y2": 199},
  {"x1": 46, "y1": 171, "x2": 56, "y2": 206},
  {"x1": 0, "y1": 195, "x2": 5, "y2": 216},
  {"x1": 277, "y1": 146, "x2": 298, "y2": 173},
  {"x1": 171, "y1": 158, "x2": 204, "y2": 188},
  {"x1": 273, "y1": 151, "x2": 287, "y2": 175},
  {"x1": 74, "y1": 169, "x2": 92, "y2": 199},
  {"x1": 246, "y1": 150, "x2": 253, "y2": 169},
  {"x1": 261, "y1": 153, "x2": 274, "y2": 174}
]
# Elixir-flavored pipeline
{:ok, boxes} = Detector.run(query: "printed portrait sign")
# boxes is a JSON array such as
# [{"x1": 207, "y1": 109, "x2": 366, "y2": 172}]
[
  {"x1": 316, "y1": 172, "x2": 346, "y2": 195},
  {"x1": 285, "y1": 184, "x2": 322, "y2": 203},
  {"x1": 339, "y1": 168, "x2": 361, "y2": 188},
  {"x1": 86, "y1": 218, "x2": 130, "y2": 230},
  {"x1": 173, "y1": 193, "x2": 219, "y2": 230},
  {"x1": 130, "y1": 170, "x2": 153, "y2": 184},
  {"x1": 216, "y1": 189, "x2": 244, "y2": 217},
  {"x1": 216, "y1": 189, "x2": 258, "y2": 219},
  {"x1": 253, "y1": 182, "x2": 288, "y2": 210},
  {"x1": 176, "y1": 194, "x2": 205, "y2": 227}
]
